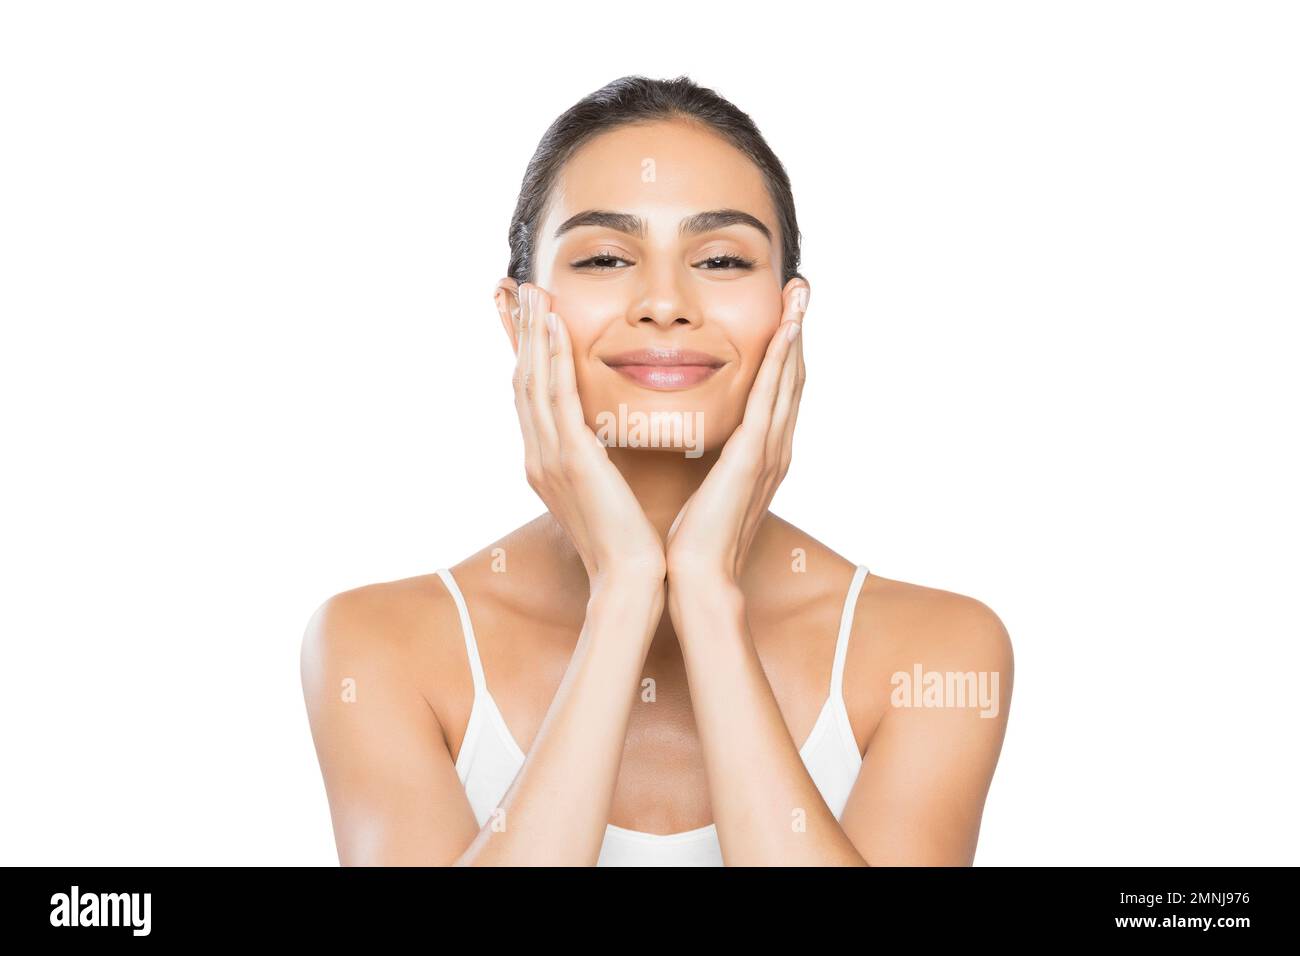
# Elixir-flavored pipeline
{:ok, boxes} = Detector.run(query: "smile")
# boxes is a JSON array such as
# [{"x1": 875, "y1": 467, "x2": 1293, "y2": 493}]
[{"x1": 600, "y1": 347, "x2": 726, "y2": 391}]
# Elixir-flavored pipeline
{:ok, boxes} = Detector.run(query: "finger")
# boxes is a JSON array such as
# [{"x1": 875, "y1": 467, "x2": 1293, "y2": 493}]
[
  {"x1": 768, "y1": 321, "x2": 801, "y2": 464},
  {"x1": 778, "y1": 320, "x2": 805, "y2": 473},
  {"x1": 510, "y1": 294, "x2": 523, "y2": 350},
  {"x1": 513, "y1": 283, "x2": 542, "y2": 480},
  {"x1": 547, "y1": 310, "x2": 589, "y2": 445},
  {"x1": 525, "y1": 285, "x2": 559, "y2": 454},
  {"x1": 499, "y1": 286, "x2": 523, "y2": 353},
  {"x1": 768, "y1": 286, "x2": 809, "y2": 461},
  {"x1": 747, "y1": 282, "x2": 808, "y2": 422},
  {"x1": 738, "y1": 315, "x2": 800, "y2": 440}
]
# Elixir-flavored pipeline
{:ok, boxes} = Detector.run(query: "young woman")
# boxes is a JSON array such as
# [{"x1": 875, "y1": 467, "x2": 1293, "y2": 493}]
[{"x1": 300, "y1": 75, "x2": 1014, "y2": 866}]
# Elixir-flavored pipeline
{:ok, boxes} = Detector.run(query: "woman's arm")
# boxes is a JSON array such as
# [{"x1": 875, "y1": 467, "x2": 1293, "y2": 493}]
[
  {"x1": 300, "y1": 570, "x2": 664, "y2": 866},
  {"x1": 838, "y1": 588, "x2": 1014, "y2": 865},
  {"x1": 670, "y1": 578, "x2": 1013, "y2": 866},
  {"x1": 300, "y1": 586, "x2": 479, "y2": 865},
  {"x1": 452, "y1": 284, "x2": 671, "y2": 863},
  {"x1": 453, "y1": 569, "x2": 663, "y2": 865},
  {"x1": 664, "y1": 280, "x2": 854, "y2": 863},
  {"x1": 669, "y1": 577, "x2": 869, "y2": 865}
]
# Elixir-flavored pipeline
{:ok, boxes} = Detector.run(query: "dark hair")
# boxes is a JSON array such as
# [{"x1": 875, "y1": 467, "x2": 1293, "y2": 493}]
[{"x1": 507, "y1": 74, "x2": 804, "y2": 287}]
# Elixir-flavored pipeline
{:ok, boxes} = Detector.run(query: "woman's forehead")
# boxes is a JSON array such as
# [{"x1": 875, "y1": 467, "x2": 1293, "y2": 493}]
[{"x1": 545, "y1": 121, "x2": 777, "y2": 236}]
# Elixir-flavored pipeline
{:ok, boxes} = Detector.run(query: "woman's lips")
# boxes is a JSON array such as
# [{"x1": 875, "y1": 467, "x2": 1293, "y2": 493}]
[
  {"x1": 600, "y1": 348, "x2": 726, "y2": 390},
  {"x1": 610, "y1": 364, "x2": 721, "y2": 389}
]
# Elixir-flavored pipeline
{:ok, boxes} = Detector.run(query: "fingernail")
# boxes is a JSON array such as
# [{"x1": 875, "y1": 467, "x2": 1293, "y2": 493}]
[
  {"x1": 786, "y1": 322, "x2": 801, "y2": 342},
  {"x1": 546, "y1": 312, "x2": 557, "y2": 336}
]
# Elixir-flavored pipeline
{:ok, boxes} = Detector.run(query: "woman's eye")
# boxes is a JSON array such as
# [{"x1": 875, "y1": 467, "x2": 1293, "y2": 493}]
[
  {"x1": 696, "y1": 254, "x2": 756, "y2": 270},
  {"x1": 572, "y1": 253, "x2": 632, "y2": 270},
  {"x1": 572, "y1": 253, "x2": 756, "y2": 271}
]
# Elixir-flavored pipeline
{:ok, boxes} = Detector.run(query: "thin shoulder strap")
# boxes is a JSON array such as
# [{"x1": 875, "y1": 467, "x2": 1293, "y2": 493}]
[
  {"x1": 830, "y1": 565, "x2": 870, "y2": 700},
  {"x1": 435, "y1": 567, "x2": 486, "y2": 694}
]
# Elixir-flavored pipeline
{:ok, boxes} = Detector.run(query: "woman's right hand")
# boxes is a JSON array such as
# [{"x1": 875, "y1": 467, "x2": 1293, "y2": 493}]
[{"x1": 505, "y1": 282, "x2": 666, "y2": 587}]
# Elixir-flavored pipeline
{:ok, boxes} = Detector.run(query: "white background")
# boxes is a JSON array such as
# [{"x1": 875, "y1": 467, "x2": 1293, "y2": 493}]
[{"x1": 1, "y1": 1, "x2": 1296, "y2": 866}]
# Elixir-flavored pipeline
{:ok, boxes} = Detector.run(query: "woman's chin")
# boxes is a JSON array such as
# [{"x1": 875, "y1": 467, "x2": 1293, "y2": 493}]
[{"x1": 583, "y1": 398, "x2": 736, "y2": 461}]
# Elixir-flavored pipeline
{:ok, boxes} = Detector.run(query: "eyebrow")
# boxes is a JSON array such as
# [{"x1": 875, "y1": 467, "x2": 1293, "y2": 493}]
[{"x1": 553, "y1": 208, "x2": 773, "y2": 243}]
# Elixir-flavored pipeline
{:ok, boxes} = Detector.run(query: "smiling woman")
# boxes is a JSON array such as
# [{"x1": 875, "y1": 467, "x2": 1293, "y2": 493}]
[{"x1": 299, "y1": 74, "x2": 1014, "y2": 867}]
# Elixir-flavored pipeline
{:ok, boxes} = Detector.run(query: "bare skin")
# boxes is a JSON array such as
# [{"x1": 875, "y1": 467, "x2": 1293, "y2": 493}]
[{"x1": 300, "y1": 118, "x2": 1014, "y2": 866}]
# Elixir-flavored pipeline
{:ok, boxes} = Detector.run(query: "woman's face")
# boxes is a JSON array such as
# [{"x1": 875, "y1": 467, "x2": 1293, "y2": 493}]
[{"x1": 496, "y1": 119, "x2": 809, "y2": 455}]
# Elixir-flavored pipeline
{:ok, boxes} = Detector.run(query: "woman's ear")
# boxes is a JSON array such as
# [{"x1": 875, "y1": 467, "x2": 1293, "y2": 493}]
[{"x1": 493, "y1": 278, "x2": 522, "y2": 351}]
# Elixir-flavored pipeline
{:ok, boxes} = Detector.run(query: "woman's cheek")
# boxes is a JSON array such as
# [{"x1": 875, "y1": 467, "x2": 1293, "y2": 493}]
[
  {"x1": 560, "y1": 322, "x2": 609, "y2": 429},
  {"x1": 714, "y1": 307, "x2": 781, "y2": 387}
]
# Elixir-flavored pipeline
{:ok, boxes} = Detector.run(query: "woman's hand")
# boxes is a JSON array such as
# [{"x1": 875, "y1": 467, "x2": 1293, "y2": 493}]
[
  {"x1": 665, "y1": 286, "x2": 807, "y2": 590},
  {"x1": 507, "y1": 282, "x2": 666, "y2": 586}
]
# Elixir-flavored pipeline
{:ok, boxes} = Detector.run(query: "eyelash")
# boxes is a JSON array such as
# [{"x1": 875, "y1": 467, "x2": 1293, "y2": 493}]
[{"x1": 571, "y1": 251, "x2": 756, "y2": 271}]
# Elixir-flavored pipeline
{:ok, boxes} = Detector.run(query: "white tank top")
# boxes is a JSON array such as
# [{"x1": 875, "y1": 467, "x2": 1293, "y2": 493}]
[{"x1": 435, "y1": 564, "x2": 870, "y2": 866}]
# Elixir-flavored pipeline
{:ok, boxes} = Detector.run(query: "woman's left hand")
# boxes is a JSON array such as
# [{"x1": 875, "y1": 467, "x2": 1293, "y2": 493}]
[{"x1": 665, "y1": 284, "x2": 808, "y2": 589}]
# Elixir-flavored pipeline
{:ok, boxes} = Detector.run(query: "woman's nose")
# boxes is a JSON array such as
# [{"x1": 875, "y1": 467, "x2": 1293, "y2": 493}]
[
  {"x1": 637, "y1": 311, "x2": 694, "y2": 329},
  {"x1": 628, "y1": 268, "x2": 701, "y2": 330}
]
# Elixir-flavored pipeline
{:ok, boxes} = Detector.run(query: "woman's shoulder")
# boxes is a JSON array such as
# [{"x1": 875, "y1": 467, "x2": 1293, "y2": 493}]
[
  {"x1": 298, "y1": 520, "x2": 570, "y2": 709},
  {"x1": 761, "y1": 515, "x2": 1012, "y2": 747},
  {"x1": 298, "y1": 570, "x2": 469, "y2": 711},
  {"x1": 764, "y1": 512, "x2": 1010, "y2": 652},
  {"x1": 852, "y1": 571, "x2": 1012, "y2": 667},
  {"x1": 301, "y1": 517, "x2": 552, "y2": 647},
  {"x1": 302, "y1": 570, "x2": 456, "y2": 644},
  {"x1": 849, "y1": 576, "x2": 1013, "y2": 747}
]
